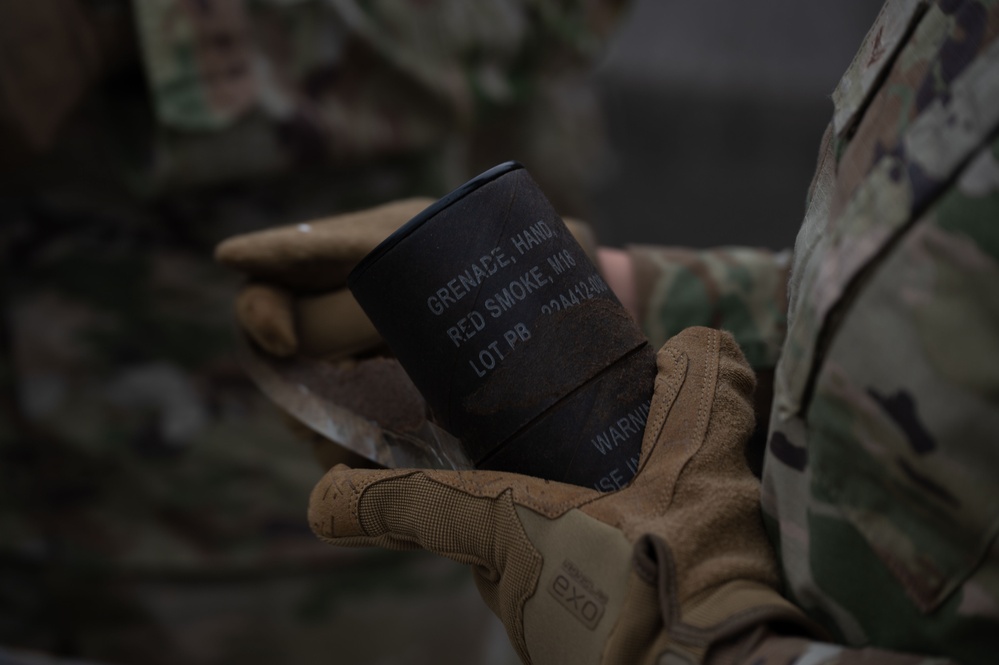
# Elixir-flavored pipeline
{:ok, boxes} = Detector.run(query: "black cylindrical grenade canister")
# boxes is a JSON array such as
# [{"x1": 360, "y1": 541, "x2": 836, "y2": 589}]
[{"x1": 348, "y1": 162, "x2": 656, "y2": 491}]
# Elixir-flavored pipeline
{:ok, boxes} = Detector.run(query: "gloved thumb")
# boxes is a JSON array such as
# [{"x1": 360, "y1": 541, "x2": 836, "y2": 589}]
[{"x1": 309, "y1": 465, "x2": 548, "y2": 570}]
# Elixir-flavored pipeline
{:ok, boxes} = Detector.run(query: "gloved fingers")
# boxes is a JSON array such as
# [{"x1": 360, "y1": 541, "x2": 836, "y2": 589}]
[
  {"x1": 235, "y1": 283, "x2": 298, "y2": 357},
  {"x1": 309, "y1": 464, "x2": 595, "y2": 555},
  {"x1": 309, "y1": 466, "x2": 514, "y2": 568},
  {"x1": 214, "y1": 198, "x2": 434, "y2": 291},
  {"x1": 235, "y1": 284, "x2": 384, "y2": 360},
  {"x1": 295, "y1": 289, "x2": 382, "y2": 359}
]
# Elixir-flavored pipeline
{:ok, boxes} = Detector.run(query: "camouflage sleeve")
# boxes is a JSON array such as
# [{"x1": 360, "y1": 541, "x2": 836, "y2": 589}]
[{"x1": 628, "y1": 245, "x2": 792, "y2": 368}]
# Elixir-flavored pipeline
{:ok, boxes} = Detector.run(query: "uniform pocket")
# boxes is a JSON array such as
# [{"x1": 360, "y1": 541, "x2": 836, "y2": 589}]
[{"x1": 805, "y1": 210, "x2": 999, "y2": 613}]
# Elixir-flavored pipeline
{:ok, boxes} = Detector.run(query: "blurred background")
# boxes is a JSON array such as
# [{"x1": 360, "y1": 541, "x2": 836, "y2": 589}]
[{"x1": 0, "y1": 1, "x2": 878, "y2": 664}]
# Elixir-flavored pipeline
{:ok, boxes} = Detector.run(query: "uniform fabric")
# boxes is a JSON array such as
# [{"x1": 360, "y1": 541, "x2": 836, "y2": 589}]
[{"x1": 634, "y1": 1, "x2": 999, "y2": 661}]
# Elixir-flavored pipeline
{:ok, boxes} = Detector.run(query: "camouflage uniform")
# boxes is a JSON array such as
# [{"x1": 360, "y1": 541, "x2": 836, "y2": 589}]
[
  {"x1": 0, "y1": 1, "x2": 622, "y2": 664},
  {"x1": 130, "y1": 0, "x2": 622, "y2": 211},
  {"x1": 632, "y1": 1, "x2": 999, "y2": 662}
]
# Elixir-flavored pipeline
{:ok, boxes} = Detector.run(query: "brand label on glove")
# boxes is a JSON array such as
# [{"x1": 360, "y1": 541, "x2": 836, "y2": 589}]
[{"x1": 548, "y1": 559, "x2": 607, "y2": 631}]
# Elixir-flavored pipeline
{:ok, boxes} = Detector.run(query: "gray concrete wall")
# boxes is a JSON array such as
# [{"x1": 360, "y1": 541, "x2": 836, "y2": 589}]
[{"x1": 590, "y1": 1, "x2": 882, "y2": 250}]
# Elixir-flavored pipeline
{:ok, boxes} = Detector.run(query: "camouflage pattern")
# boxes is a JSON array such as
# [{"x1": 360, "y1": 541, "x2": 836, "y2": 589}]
[
  {"x1": 0, "y1": 0, "x2": 627, "y2": 663},
  {"x1": 634, "y1": 1, "x2": 999, "y2": 662},
  {"x1": 765, "y1": 1, "x2": 999, "y2": 660},
  {"x1": 128, "y1": 0, "x2": 624, "y2": 209},
  {"x1": 629, "y1": 245, "x2": 791, "y2": 369}
]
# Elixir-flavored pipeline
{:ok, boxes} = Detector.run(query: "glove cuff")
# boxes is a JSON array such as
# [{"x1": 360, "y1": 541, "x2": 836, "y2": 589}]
[{"x1": 603, "y1": 534, "x2": 822, "y2": 665}]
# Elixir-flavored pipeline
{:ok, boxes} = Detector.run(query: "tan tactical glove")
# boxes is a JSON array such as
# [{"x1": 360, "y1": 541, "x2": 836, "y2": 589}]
[
  {"x1": 215, "y1": 198, "x2": 434, "y2": 359},
  {"x1": 308, "y1": 327, "x2": 819, "y2": 664}
]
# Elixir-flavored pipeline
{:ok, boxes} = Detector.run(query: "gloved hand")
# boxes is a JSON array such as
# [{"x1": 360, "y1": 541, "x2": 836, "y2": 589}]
[
  {"x1": 216, "y1": 198, "x2": 601, "y2": 471},
  {"x1": 215, "y1": 198, "x2": 434, "y2": 359},
  {"x1": 308, "y1": 327, "x2": 819, "y2": 664},
  {"x1": 215, "y1": 198, "x2": 599, "y2": 360}
]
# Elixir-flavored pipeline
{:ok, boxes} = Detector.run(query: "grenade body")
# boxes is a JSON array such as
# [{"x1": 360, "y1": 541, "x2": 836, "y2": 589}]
[{"x1": 349, "y1": 162, "x2": 655, "y2": 490}]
